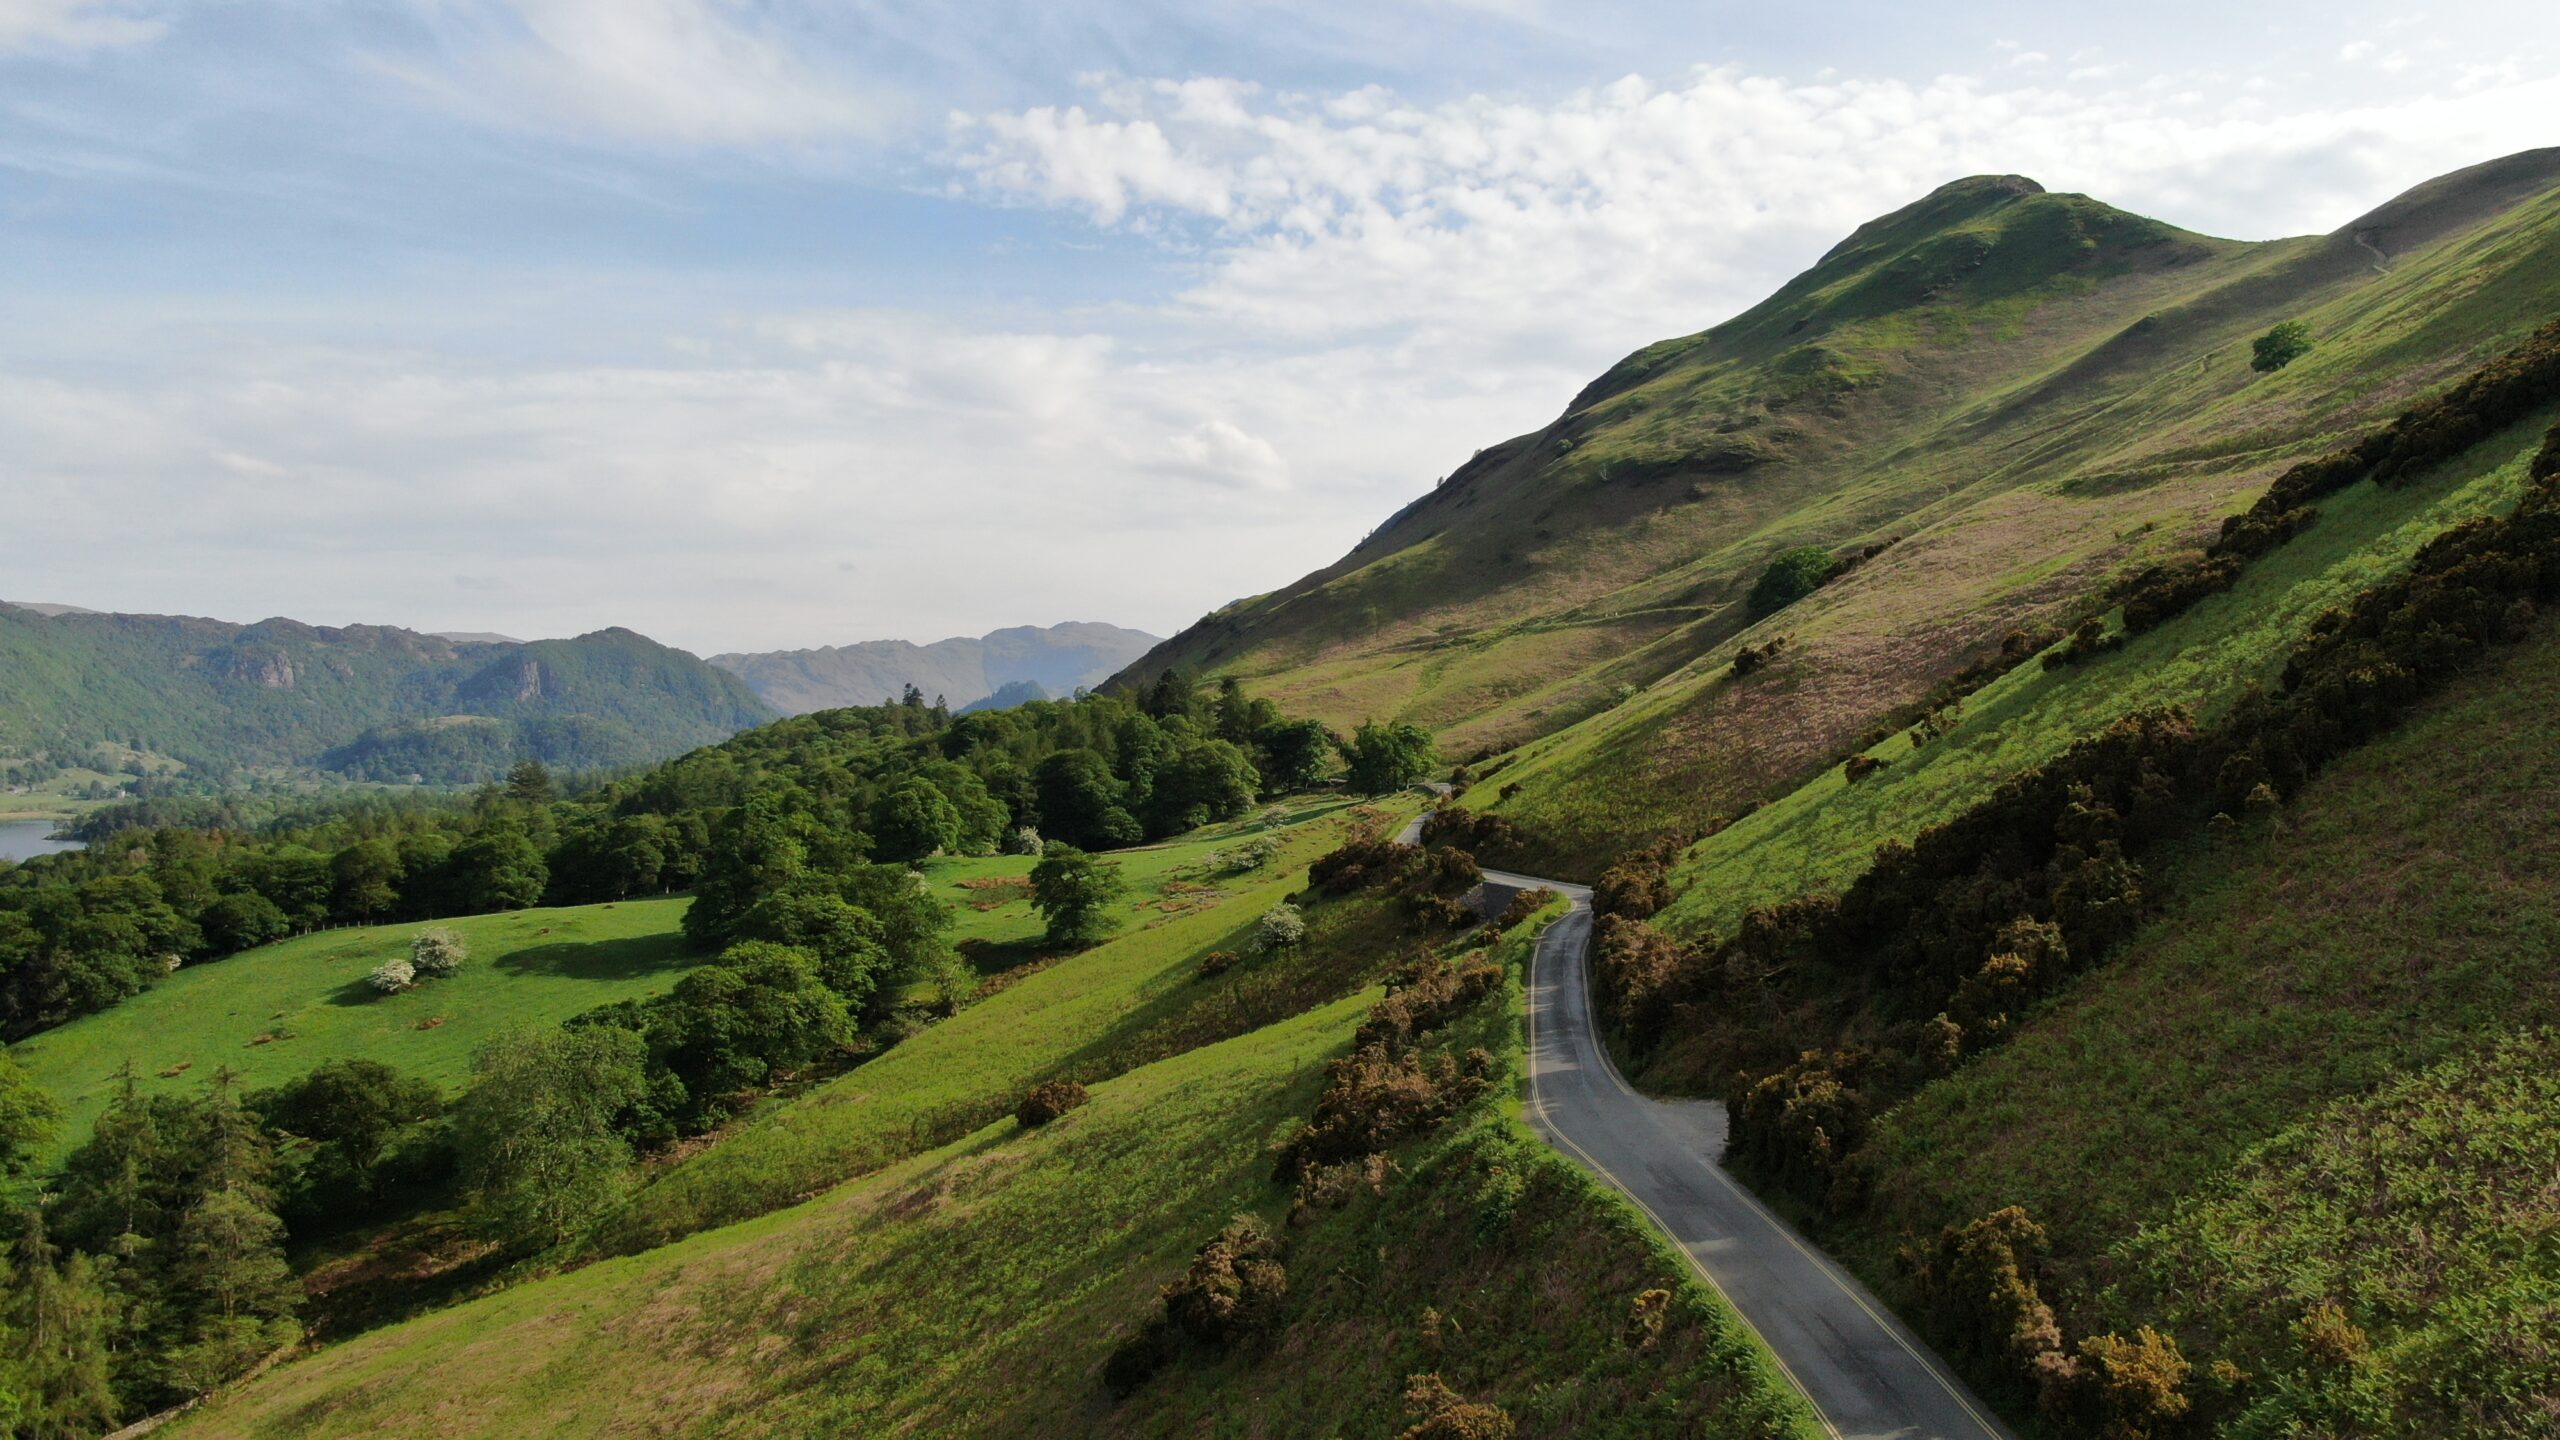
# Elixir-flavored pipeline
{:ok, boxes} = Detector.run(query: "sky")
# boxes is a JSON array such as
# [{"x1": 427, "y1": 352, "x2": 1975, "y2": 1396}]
[{"x1": 2, "y1": 1, "x2": 2555, "y2": 654}]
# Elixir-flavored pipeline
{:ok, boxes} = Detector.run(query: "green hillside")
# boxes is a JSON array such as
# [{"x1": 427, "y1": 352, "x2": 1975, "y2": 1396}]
[
  {"x1": 1124, "y1": 150, "x2": 2560, "y2": 875},
  {"x1": 0, "y1": 607, "x2": 774, "y2": 783},
  {"x1": 587, "y1": 793, "x2": 1414, "y2": 1255},
  {"x1": 167, "y1": 907, "x2": 1813, "y2": 1440},
  {"x1": 1846, "y1": 603, "x2": 2560, "y2": 1437},
  {"x1": 5, "y1": 897, "x2": 696, "y2": 1172}
]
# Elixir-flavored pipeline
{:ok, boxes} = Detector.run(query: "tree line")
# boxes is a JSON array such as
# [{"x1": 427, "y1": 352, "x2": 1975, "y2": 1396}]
[{"x1": 0, "y1": 676, "x2": 1429, "y2": 1043}]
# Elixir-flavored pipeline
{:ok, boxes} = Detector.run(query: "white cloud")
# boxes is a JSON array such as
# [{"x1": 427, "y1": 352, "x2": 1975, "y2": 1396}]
[
  {"x1": 386, "y1": 0, "x2": 888, "y2": 146},
  {"x1": 2338, "y1": 40, "x2": 2379, "y2": 60},
  {"x1": 1157, "y1": 419, "x2": 1290, "y2": 489},
  {"x1": 0, "y1": 0, "x2": 162, "y2": 51},
  {"x1": 953, "y1": 63, "x2": 2560, "y2": 379},
  {"x1": 11, "y1": 46, "x2": 2560, "y2": 653}
]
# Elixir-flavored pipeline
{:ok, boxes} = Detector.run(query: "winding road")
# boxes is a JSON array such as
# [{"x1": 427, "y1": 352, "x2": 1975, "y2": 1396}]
[{"x1": 1458, "y1": 822, "x2": 2014, "y2": 1438}]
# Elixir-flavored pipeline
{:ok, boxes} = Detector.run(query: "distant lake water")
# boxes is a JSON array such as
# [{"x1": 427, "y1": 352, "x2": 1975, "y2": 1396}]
[{"x1": 0, "y1": 819, "x2": 82, "y2": 862}]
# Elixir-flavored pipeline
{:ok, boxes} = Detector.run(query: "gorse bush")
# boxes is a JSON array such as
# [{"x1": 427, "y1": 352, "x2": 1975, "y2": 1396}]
[
  {"x1": 1398, "y1": 1373, "x2": 1516, "y2": 1440},
  {"x1": 1104, "y1": 1215, "x2": 1290, "y2": 1398},
  {"x1": 1015, "y1": 1080, "x2": 1089, "y2": 1127}
]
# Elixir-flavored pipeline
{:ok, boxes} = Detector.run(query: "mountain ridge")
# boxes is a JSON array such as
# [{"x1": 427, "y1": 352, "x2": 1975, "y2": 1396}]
[
  {"x1": 713, "y1": 619, "x2": 1159, "y2": 714},
  {"x1": 1115, "y1": 147, "x2": 2560, "y2": 873},
  {"x1": 0, "y1": 606, "x2": 773, "y2": 783}
]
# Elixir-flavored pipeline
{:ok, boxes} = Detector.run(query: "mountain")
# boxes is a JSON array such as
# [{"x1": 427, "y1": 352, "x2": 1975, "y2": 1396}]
[
  {"x1": 956, "y1": 677, "x2": 1051, "y2": 714},
  {"x1": 0, "y1": 605, "x2": 774, "y2": 782},
  {"x1": 1120, "y1": 149, "x2": 2560, "y2": 873},
  {"x1": 712, "y1": 620, "x2": 1158, "y2": 714}
]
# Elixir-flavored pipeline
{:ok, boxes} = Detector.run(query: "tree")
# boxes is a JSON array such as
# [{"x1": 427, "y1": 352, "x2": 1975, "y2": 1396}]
[
  {"x1": 2251, "y1": 319, "x2": 2313, "y2": 373},
  {"x1": 871, "y1": 779, "x2": 962, "y2": 864},
  {"x1": 1029, "y1": 844, "x2": 1126, "y2": 948},
  {"x1": 249, "y1": 1058, "x2": 441, "y2": 1192},
  {"x1": 445, "y1": 830, "x2": 548, "y2": 913},
  {"x1": 0, "y1": 1052, "x2": 60, "y2": 1179},
  {"x1": 1747, "y1": 545, "x2": 1838, "y2": 618},
  {"x1": 1342, "y1": 721, "x2": 1436, "y2": 795},
  {"x1": 682, "y1": 792, "x2": 809, "y2": 951},
  {"x1": 503, "y1": 760, "x2": 556, "y2": 805},
  {"x1": 410, "y1": 926, "x2": 467, "y2": 979},
  {"x1": 453, "y1": 1026, "x2": 649, "y2": 1251},
  {"x1": 1033, "y1": 749, "x2": 1142, "y2": 850},
  {"x1": 2, "y1": 1214, "x2": 118, "y2": 1440},
  {"x1": 194, "y1": 891, "x2": 292, "y2": 959},
  {"x1": 736, "y1": 881, "x2": 892, "y2": 1011},
  {"x1": 643, "y1": 943, "x2": 853, "y2": 1123},
  {"x1": 1257, "y1": 719, "x2": 1336, "y2": 793},
  {"x1": 1146, "y1": 740, "x2": 1260, "y2": 837},
  {"x1": 1143, "y1": 667, "x2": 1199, "y2": 720},
  {"x1": 326, "y1": 840, "x2": 402, "y2": 922}
]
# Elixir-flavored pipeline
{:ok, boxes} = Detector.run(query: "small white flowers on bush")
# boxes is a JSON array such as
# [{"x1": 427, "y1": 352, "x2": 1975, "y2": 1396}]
[
  {"x1": 367, "y1": 957, "x2": 417, "y2": 994},
  {"x1": 1255, "y1": 902, "x2": 1307, "y2": 954},
  {"x1": 410, "y1": 927, "x2": 467, "y2": 979}
]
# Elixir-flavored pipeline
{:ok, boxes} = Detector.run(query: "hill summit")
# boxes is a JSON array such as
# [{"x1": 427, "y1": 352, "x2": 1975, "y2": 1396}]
[{"x1": 1116, "y1": 148, "x2": 2560, "y2": 873}]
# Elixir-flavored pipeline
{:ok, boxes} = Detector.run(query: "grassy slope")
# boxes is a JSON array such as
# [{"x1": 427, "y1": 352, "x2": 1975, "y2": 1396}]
[
  {"x1": 1836, "y1": 613, "x2": 2560, "y2": 1434},
  {"x1": 6, "y1": 897, "x2": 696, "y2": 1169},
  {"x1": 1124, "y1": 154, "x2": 2560, "y2": 877},
  {"x1": 1476, "y1": 167, "x2": 2560, "y2": 874},
  {"x1": 590, "y1": 796, "x2": 1420, "y2": 1254},
  {"x1": 1644, "y1": 404, "x2": 2554, "y2": 957},
  {"x1": 173, "y1": 913, "x2": 1816, "y2": 1440}
]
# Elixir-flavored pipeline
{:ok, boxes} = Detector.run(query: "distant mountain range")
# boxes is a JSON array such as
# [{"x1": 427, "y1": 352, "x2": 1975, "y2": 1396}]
[
  {"x1": 0, "y1": 603, "x2": 773, "y2": 783},
  {"x1": 712, "y1": 622, "x2": 1159, "y2": 715}
]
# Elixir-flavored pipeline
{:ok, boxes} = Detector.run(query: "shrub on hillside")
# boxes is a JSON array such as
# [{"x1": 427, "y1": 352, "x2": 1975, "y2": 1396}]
[
  {"x1": 2042, "y1": 616, "x2": 2121, "y2": 670},
  {"x1": 1729, "y1": 1048, "x2": 1873, "y2": 1211},
  {"x1": 1591, "y1": 915, "x2": 1685, "y2": 1039},
  {"x1": 1161, "y1": 1215, "x2": 1290, "y2": 1342},
  {"x1": 1356, "y1": 953, "x2": 1506, "y2": 1051},
  {"x1": 1016, "y1": 1080, "x2": 1090, "y2": 1127},
  {"x1": 1196, "y1": 949, "x2": 1242, "y2": 979},
  {"x1": 1399, "y1": 1373, "x2": 1515, "y2": 1440},
  {"x1": 1254, "y1": 902, "x2": 1307, "y2": 954},
  {"x1": 1490, "y1": 887, "x2": 1558, "y2": 932},
  {"x1": 1273, "y1": 1044, "x2": 1496, "y2": 1182},
  {"x1": 1898, "y1": 1207, "x2": 2068, "y2": 1398},
  {"x1": 1842, "y1": 753, "x2": 1885, "y2": 784},
  {"x1": 409, "y1": 927, "x2": 467, "y2": 979},
  {"x1": 1419, "y1": 804, "x2": 1522, "y2": 860},
  {"x1": 1729, "y1": 637, "x2": 1785, "y2": 678},
  {"x1": 1747, "y1": 545, "x2": 1840, "y2": 618},
  {"x1": 1593, "y1": 839, "x2": 1681, "y2": 921},
  {"x1": 2250, "y1": 319, "x2": 2314, "y2": 373},
  {"x1": 366, "y1": 957, "x2": 416, "y2": 994},
  {"x1": 1102, "y1": 1215, "x2": 1294, "y2": 1398}
]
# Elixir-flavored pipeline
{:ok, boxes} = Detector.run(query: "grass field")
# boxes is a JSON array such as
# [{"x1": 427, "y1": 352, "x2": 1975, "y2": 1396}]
[
  {"x1": 1836, "y1": 611, "x2": 2560, "y2": 1435},
  {"x1": 171, "y1": 902, "x2": 1818, "y2": 1440},
  {"x1": 7, "y1": 897, "x2": 697, "y2": 1170},
  {"x1": 588, "y1": 796, "x2": 1419, "y2": 1255}
]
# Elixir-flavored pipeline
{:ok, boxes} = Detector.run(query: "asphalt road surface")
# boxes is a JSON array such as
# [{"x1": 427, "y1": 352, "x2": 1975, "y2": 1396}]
[{"x1": 1515, "y1": 885, "x2": 2015, "y2": 1440}]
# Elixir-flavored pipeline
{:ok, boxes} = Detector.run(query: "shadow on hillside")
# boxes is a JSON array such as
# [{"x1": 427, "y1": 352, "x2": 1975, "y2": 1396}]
[{"x1": 490, "y1": 933, "x2": 698, "y2": 983}]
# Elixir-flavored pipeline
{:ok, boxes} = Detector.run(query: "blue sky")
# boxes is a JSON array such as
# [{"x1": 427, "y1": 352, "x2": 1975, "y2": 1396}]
[{"x1": 4, "y1": 0, "x2": 2555, "y2": 653}]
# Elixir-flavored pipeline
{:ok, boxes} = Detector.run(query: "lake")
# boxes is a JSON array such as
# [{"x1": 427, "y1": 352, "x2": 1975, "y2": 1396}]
[{"x1": 0, "y1": 818, "x2": 83, "y2": 862}]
